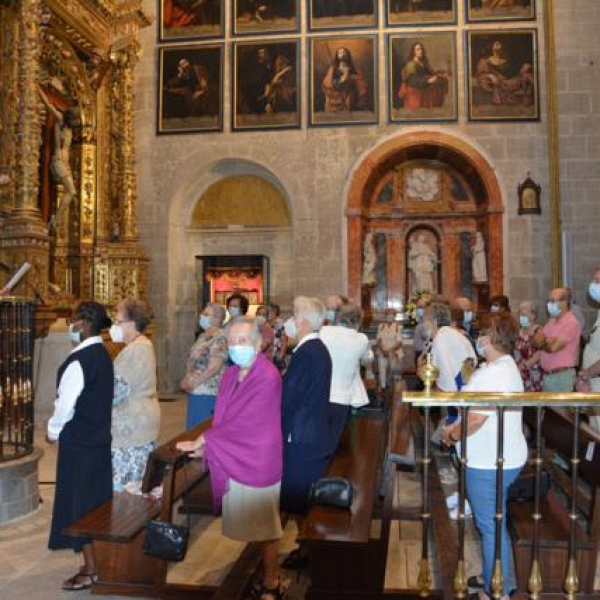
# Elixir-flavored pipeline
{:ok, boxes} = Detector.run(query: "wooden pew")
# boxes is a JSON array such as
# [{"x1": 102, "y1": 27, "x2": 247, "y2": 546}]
[
  {"x1": 508, "y1": 408, "x2": 600, "y2": 598},
  {"x1": 64, "y1": 420, "x2": 213, "y2": 599},
  {"x1": 301, "y1": 407, "x2": 391, "y2": 600}
]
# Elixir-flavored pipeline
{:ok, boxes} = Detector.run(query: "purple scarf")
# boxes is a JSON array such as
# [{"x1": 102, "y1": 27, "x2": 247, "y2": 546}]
[{"x1": 203, "y1": 353, "x2": 282, "y2": 513}]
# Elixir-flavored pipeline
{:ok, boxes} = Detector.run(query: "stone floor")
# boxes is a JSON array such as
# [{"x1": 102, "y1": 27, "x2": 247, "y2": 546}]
[{"x1": 0, "y1": 397, "x2": 484, "y2": 600}]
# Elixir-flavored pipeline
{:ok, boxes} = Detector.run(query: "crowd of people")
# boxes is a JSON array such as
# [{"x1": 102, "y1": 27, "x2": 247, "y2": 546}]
[{"x1": 44, "y1": 268, "x2": 600, "y2": 598}]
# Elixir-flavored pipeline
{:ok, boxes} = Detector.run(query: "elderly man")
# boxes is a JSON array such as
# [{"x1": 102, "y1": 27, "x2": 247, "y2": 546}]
[
  {"x1": 280, "y1": 296, "x2": 332, "y2": 570},
  {"x1": 320, "y1": 303, "x2": 371, "y2": 455},
  {"x1": 533, "y1": 287, "x2": 582, "y2": 392}
]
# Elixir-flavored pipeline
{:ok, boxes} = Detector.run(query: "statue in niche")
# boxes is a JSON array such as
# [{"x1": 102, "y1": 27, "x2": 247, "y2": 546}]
[
  {"x1": 362, "y1": 231, "x2": 377, "y2": 287},
  {"x1": 38, "y1": 83, "x2": 81, "y2": 228},
  {"x1": 408, "y1": 233, "x2": 437, "y2": 295},
  {"x1": 472, "y1": 231, "x2": 488, "y2": 283}
]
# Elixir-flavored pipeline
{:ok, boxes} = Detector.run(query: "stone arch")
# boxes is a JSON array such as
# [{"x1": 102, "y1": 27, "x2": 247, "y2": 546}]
[{"x1": 346, "y1": 130, "x2": 503, "y2": 309}]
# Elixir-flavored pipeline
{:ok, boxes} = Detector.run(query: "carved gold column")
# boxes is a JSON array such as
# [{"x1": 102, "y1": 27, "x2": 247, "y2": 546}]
[
  {"x1": 110, "y1": 42, "x2": 139, "y2": 242},
  {"x1": 1, "y1": 0, "x2": 49, "y2": 300}
]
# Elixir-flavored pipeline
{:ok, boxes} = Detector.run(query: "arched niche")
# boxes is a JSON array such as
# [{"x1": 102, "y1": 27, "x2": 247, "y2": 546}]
[
  {"x1": 190, "y1": 174, "x2": 291, "y2": 228},
  {"x1": 347, "y1": 131, "x2": 503, "y2": 313}
]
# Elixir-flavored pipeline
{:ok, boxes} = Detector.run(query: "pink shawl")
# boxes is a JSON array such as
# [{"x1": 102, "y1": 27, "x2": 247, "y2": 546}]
[{"x1": 203, "y1": 353, "x2": 282, "y2": 513}]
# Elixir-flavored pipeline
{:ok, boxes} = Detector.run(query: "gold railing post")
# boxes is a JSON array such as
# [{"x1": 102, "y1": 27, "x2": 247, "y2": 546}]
[
  {"x1": 528, "y1": 405, "x2": 544, "y2": 599},
  {"x1": 564, "y1": 407, "x2": 581, "y2": 599},
  {"x1": 453, "y1": 406, "x2": 469, "y2": 599}
]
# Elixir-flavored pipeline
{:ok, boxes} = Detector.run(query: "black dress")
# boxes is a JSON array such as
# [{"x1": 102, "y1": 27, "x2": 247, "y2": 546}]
[{"x1": 48, "y1": 339, "x2": 114, "y2": 551}]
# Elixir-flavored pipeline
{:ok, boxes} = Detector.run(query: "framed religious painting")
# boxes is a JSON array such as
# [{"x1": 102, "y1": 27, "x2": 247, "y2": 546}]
[
  {"x1": 386, "y1": 0, "x2": 457, "y2": 27},
  {"x1": 232, "y1": 0, "x2": 300, "y2": 36},
  {"x1": 159, "y1": 0, "x2": 224, "y2": 42},
  {"x1": 466, "y1": 0, "x2": 536, "y2": 23},
  {"x1": 309, "y1": 35, "x2": 378, "y2": 127},
  {"x1": 466, "y1": 29, "x2": 539, "y2": 121},
  {"x1": 232, "y1": 40, "x2": 301, "y2": 131},
  {"x1": 157, "y1": 44, "x2": 223, "y2": 134},
  {"x1": 388, "y1": 32, "x2": 458, "y2": 123},
  {"x1": 308, "y1": 0, "x2": 377, "y2": 31}
]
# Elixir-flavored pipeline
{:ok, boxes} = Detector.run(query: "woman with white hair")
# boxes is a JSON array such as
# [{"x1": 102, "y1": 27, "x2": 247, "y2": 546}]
[{"x1": 514, "y1": 301, "x2": 543, "y2": 391}]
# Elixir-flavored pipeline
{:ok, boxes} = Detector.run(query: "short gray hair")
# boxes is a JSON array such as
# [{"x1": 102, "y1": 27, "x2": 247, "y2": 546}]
[
  {"x1": 518, "y1": 301, "x2": 538, "y2": 317},
  {"x1": 206, "y1": 302, "x2": 226, "y2": 326},
  {"x1": 294, "y1": 296, "x2": 325, "y2": 332}
]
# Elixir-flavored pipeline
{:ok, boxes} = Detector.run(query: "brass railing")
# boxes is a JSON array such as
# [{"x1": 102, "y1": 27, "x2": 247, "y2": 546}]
[
  {"x1": 402, "y1": 389, "x2": 600, "y2": 600},
  {"x1": 0, "y1": 296, "x2": 35, "y2": 461}
]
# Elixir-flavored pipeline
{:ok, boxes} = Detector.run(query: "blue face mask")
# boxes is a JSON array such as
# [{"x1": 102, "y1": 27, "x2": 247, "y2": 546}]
[
  {"x1": 463, "y1": 310, "x2": 473, "y2": 324},
  {"x1": 228, "y1": 306, "x2": 241, "y2": 318},
  {"x1": 228, "y1": 345, "x2": 256, "y2": 368},
  {"x1": 416, "y1": 307, "x2": 425, "y2": 320},
  {"x1": 519, "y1": 315, "x2": 531, "y2": 328},
  {"x1": 68, "y1": 323, "x2": 81, "y2": 345},
  {"x1": 547, "y1": 301, "x2": 561, "y2": 317},
  {"x1": 324, "y1": 309, "x2": 336, "y2": 323},
  {"x1": 476, "y1": 338, "x2": 486, "y2": 358},
  {"x1": 589, "y1": 282, "x2": 600, "y2": 303},
  {"x1": 199, "y1": 315, "x2": 212, "y2": 330}
]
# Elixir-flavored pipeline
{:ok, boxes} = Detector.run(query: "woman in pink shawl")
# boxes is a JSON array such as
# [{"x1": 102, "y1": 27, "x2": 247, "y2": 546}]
[{"x1": 177, "y1": 317, "x2": 285, "y2": 600}]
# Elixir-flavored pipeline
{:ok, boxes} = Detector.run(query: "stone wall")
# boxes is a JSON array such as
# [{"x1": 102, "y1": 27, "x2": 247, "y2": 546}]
[{"x1": 134, "y1": 0, "x2": 600, "y2": 392}]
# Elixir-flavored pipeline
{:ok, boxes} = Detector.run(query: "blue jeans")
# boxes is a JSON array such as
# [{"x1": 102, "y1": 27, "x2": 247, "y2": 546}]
[
  {"x1": 466, "y1": 466, "x2": 521, "y2": 595},
  {"x1": 186, "y1": 393, "x2": 216, "y2": 429}
]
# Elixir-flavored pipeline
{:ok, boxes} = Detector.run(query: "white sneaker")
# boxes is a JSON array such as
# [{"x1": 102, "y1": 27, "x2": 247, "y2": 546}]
[{"x1": 445, "y1": 491, "x2": 459, "y2": 509}]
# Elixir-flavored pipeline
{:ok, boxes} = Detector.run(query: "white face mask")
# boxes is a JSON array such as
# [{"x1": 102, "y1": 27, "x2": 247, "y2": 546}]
[
  {"x1": 256, "y1": 315, "x2": 267, "y2": 326},
  {"x1": 109, "y1": 324, "x2": 124, "y2": 343},
  {"x1": 284, "y1": 317, "x2": 297, "y2": 340},
  {"x1": 68, "y1": 323, "x2": 81, "y2": 345},
  {"x1": 589, "y1": 282, "x2": 600, "y2": 303}
]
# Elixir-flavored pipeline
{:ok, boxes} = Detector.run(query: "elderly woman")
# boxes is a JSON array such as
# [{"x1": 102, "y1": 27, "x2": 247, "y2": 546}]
[
  {"x1": 177, "y1": 318, "x2": 284, "y2": 600},
  {"x1": 443, "y1": 313, "x2": 527, "y2": 600},
  {"x1": 109, "y1": 299, "x2": 160, "y2": 491},
  {"x1": 47, "y1": 302, "x2": 113, "y2": 590},
  {"x1": 514, "y1": 301, "x2": 543, "y2": 392},
  {"x1": 181, "y1": 302, "x2": 228, "y2": 428}
]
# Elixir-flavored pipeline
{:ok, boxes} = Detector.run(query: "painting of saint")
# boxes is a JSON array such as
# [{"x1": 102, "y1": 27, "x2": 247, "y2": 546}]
[
  {"x1": 309, "y1": 0, "x2": 377, "y2": 31},
  {"x1": 467, "y1": 30, "x2": 539, "y2": 121},
  {"x1": 310, "y1": 36, "x2": 377, "y2": 127},
  {"x1": 233, "y1": 41, "x2": 300, "y2": 130},
  {"x1": 158, "y1": 45, "x2": 223, "y2": 134},
  {"x1": 233, "y1": 0, "x2": 299, "y2": 35},
  {"x1": 389, "y1": 32, "x2": 457, "y2": 122},
  {"x1": 466, "y1": 0, "x2": 536, "y2": 23},
  {"x1": 386, "y1": 0, "x2": 456, "y2": 26},
  {"x1": 160, "y1": 0, "x2": 223, "y2": 41}
]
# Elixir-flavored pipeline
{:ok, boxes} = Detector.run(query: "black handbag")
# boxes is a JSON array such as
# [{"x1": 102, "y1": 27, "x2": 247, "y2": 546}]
[
  {"x1": 308, "y1": 477, "x2": 353, "y2": 509},
  {"x1": 142, "y1": 458, "x2": 191, "y2": 562},
  {"x1": 142, "y1": 519, "x2": 189, "y2": 562}
]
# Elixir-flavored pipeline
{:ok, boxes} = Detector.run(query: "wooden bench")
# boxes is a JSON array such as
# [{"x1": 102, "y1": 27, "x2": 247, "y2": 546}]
[
  {"x1": 508, "y1": 408, "x2": 600, "y2": 599},
  {"x1": 65, "y1": 420, "x2": 213, "y2": 599},
  {"x1": 300, "y1": 400, "x2": 392, "y2": 600}
]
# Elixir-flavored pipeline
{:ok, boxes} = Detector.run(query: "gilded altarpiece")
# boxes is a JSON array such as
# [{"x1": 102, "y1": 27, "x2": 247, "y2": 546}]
[{"x1": 0, "y1": 0, "x2": 150, "y2": 322}]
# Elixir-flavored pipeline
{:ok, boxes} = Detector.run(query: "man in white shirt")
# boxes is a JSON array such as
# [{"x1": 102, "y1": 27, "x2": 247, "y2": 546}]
[{"x1": 320, "y1": 303, "x2": 371, "y2": 456}]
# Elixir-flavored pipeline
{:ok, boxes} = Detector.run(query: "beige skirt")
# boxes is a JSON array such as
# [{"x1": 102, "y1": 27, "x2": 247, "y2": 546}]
[{"x1": 221, "y1": 479, "x2": 283, "y2": 542}]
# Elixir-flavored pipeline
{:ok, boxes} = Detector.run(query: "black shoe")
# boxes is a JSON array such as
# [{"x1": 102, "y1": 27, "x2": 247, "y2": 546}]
[{"x1": 468, "y1": 575, "x2": 485, "y2": 589}]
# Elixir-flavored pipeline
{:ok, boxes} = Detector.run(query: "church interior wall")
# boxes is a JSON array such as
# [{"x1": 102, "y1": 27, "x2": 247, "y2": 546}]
[{"x1": 130, "y1": 0, "x2": 600, "y2": 392}]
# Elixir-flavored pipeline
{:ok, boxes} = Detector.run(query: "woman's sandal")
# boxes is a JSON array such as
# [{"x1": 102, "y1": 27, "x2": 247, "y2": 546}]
[
  {"x1": 61, "y1": 571, "x2": 97, "y2": 591},
  {"x1": 248, "y1": 577, "x2": 289, "y2": 600}
]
